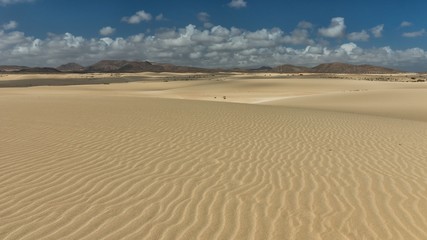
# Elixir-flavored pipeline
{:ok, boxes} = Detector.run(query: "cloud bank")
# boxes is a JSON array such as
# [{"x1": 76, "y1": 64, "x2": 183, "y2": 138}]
[{"x1": 0, "y1": 17, "x2": 426, "y2": 71}]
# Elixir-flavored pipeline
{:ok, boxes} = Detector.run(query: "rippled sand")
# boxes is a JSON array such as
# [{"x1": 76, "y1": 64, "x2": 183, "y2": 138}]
[{"x1": 1, "y1": 73, "x2": 427, "y2": 239}]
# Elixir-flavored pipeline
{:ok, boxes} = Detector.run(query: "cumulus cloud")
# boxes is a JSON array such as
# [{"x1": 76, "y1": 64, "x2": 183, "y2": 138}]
[
  {"x1": 370, "y1": 24, "x2": 384, "y2": 38},
  {"x1": 1, "y1": 24, "x2": 427, "y2": 71},
  {"x1": 228, "y1": 0, "x2": 247, "y2": 9},
  {"x1": 403, "y1": 29, "x2": 425, "y2": 38},
  {"x1": 122, "y1": 10, "x2": 152, "y2": 24},
  {"x1": 318, "y1": 17, "x2": 346, "y2": 38},
  {"x1": 99, "y1": 26, "x2": 115, "y2": 36},
  {"x1": 155, "y1": 14, "x2": 165, "y2": 21},
  {"x1": 0, "y1": 30, "x2": 27, "y2": 50},
  {"x1": 197, "y1": 12, "x2": 213, "y2": 28},
  {"x1": 284, "y1": 28, "x2": 314, "y2": 45},
  {"x1": 0, "y1": 0, "x2": 33, "y2": 6},
  {"x1": 197, "y1": 12, "x2": 210, "y2": 22},
  {"x1": 339, "y1": 42, "x2": 359, "y2": 55},
  {"x1": 2, "y1": 20, "x2": 18, "y2": 30},
  {"x1": 400, "y1": 21, "x2": 412, "y2": 27},
  {"x1": 347, "y1": 30, "x2": 370, "y2": 42},
  {"x1": 297, "y1": 21, "x2": 313, "y2": 29}
]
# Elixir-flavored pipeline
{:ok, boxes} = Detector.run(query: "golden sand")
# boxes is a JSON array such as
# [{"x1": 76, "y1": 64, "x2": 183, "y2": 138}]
[{"x1": 1, "y1": 73, "x2": 426, "y2": 239}]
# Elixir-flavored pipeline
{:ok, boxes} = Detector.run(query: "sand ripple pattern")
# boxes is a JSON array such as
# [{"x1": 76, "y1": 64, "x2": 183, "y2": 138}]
[{"x1": 1, "y1": 96, "x2": 427, "y2": 240}]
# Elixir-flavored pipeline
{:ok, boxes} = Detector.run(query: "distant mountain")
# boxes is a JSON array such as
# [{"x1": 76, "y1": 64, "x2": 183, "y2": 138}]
[
  {"x1": 0, "y1": 61, "x2": 403, "y2": 74},
  {"x1": 86, "y1": 60, "x2": 130, "y2": 72},
  {"x1": 116, "y1": 61, "x2": 164, "y2": 72},
  {"x1": 57, "y1": 63, "x2": 85, "y2": 72},
  {"x1": 19, "y1": 67, "x2": 61, "y2": 73},
  {"x1": 312, "y1": 62, "x2": 399, "y2": 74},
  {"x1": 154, "y1": 63, "x2": 216, "y2": 73},
  {"x1": 86, "y1": 60, "x2": 218, "y2": 73},
  {"x1": 86, "y1": 60, "x2": 164, "y2": 72},
  {"x1": 251, "y1": 66, "x2": 273, "y2": 71},
  {"x1": 271, "y1": 63, "x2": 398, "y2": 74},
  {"x1": 0, "y1": 65, "x2": 29, "y2": 72},
  {"x1": 272, "y1": 64, "x2": 312, "y2": 73}
]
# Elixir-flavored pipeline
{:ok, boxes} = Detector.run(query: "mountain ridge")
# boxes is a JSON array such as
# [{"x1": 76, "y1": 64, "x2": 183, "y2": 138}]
[
  {"x1": 0, "y1": 60, "x2": 403, "y2": 73},
  {"x1": 57, "y1": 63, "x2": 85, "y2": 72}
]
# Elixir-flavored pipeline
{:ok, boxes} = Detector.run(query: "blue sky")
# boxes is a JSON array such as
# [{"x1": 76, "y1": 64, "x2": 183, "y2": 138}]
[{"x1": 1, "y1": 0, "x2": 427, "y2": 71}]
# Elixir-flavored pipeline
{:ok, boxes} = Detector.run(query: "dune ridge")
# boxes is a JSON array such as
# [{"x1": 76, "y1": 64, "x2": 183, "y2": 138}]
[{"x1": 1, "y1": 93, "x2": 427, "y2": 239}]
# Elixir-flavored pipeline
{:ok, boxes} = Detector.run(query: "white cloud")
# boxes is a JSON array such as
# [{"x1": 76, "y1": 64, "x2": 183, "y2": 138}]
[
  {"x1": 203, "y1": 22, "x2": 213, "y2": 29},
  {"x1": 122, "y1": 10, "x2": 152, "y2": 24},
  {"x1": 339, "y1": 42, "x2": 358, "y2": 55},
  {"x1": 283, "y1": 28, "x2": 314, "y2": 45},
  {"x1": 297, "y1": 21, "x2": 313, "y2": 29},
  {"x1": 0, "y1": 30, "x2": 26, "y2": 50},
  {"x1": 155, "y1": 14, "x2": 165, "y2": 21},
  {"x1": 228, "y1": 0, "x2": 247, "y2": 9},
  {"x1": 99, "y1": 26, "x2": 115, "y2": 36},
  {"x1": 347, "y1": 30, "x2": 370, "y2": 42},
  {"x1": 370, "y1": 24, "x2": 384, "y2": 38},
  {"x1": 197, "y1": 12, "x2": 210, "y2": 22},
  {"x1": 0, "y1": 0, "x2": 33, "y2": 6},
  {"x1": 1, "y1": 24, "x2": 427, "y2": 71},
  {"x1": 319, "y1": 17, "x2": 346, "y2": 38},
  {"x1": 403, "y1": 29, "x2": 425, "y2": 38},
  {"x1": 197, "y1": 12, "x2": 213, "y2": 28},
  {"x1": 400, "y1": 21, "x2": 412, "y2": 27},
  {"x1": 2, "y1": 20, "x2": 18, "y2": 30}
]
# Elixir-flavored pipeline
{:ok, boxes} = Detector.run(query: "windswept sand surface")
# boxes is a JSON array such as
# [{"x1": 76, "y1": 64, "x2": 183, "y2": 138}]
[{"x1": 1, "y1": 74, "x2": 427, "y2": 239}]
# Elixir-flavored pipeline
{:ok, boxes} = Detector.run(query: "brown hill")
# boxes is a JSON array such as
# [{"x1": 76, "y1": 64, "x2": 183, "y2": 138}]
[
  {"x1": 116, "y1": 61, "x2": 164, "y2": 72},
  {"x1": 86, "y1": 60, "x2": 129, "y2": 72},
  {"x1": 57, "y1": 63, "x2": 85, "y2": 72},
  {"x1": 87, "y1": 60, "x2": 216, "y2": 73},
  {"x1": 312, "y1": 62, "x2": 399, "y2": 74},
  {"x1": 155, "y1": 63, "x2": 217, "y2": 73},
  {"x1": 19, "y1": 67, "x2": 62, "y2": 73},
  {"x1": 250, "y1": 66, "x2": 273, "y2": 72},
  {"x1": 0, "y1": 65, "x2": 29, "y2": 72},
  {"x1": 1, "y1": 61, "x2": 403, "y2": 74},
  {"x1": 272, "y1": 64, "x2": 312, "y2": 73},
  {"x1": 86, "y1": 60, "x2": 164, "y2": 72}
]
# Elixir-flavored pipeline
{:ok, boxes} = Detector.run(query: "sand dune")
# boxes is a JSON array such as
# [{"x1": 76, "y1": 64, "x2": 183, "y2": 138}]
[
  {"x1": 1, "y1": 74, "x2": 427, "y2": 239},
  {"x1": 264, "y1": 88, "x2": 427, "y2": 122}
]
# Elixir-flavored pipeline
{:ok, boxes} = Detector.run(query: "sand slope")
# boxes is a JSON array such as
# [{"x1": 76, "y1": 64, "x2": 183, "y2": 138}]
[
  {"x1": 1, "y1": 91, "x2": 427, "y2": 239},
  {"x1": 264, "y1": 88, "x2": 427, "y2": 122}
]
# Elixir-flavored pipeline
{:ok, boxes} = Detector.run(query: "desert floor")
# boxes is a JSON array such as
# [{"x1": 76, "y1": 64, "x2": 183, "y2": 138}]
[{"x1": 1, "y1": 73, "x2": 426, "y2": 239}]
